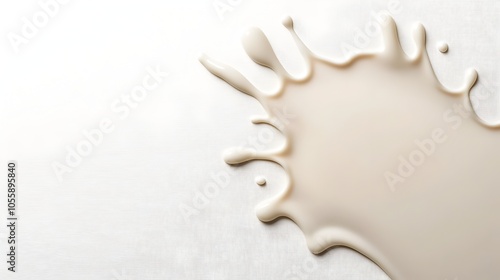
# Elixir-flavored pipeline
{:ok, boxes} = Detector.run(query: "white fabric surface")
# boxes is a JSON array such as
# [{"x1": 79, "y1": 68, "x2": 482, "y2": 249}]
[{"x1": 0, "y1": 0, "x2": 498, "y2": 279}]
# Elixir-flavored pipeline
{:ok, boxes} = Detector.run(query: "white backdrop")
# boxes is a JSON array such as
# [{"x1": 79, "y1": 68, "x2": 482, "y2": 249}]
[{"x1": 0, "y1": 0, "x2": 498, "y2": 279}]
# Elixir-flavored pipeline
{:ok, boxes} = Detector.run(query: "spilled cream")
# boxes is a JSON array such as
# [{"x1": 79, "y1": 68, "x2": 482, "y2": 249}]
[{"x1": 200, "y1": 16, "x2": 500, "y2": 280}]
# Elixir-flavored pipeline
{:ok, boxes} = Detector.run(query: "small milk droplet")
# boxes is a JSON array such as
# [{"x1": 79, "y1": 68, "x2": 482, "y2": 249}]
[
  {"x1": 255, "y1": 176, "x2": 266, "y2": 186},
  {"x1": 437, "y1": 41, "x2": 448, "y2": 53}
]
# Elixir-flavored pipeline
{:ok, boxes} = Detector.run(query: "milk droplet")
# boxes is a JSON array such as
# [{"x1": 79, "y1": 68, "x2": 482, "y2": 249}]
[
  {"x1": 255, "y1": 176, "x2": 266, "y2": 186},
  {"x1": 437, "y1": 41, "x2": 448, "y2": 53}
]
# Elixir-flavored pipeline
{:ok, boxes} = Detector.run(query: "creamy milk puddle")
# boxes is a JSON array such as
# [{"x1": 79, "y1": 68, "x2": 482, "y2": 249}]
[{"x1": 200, "y1": 16, "x2": 500, "y2": 279}]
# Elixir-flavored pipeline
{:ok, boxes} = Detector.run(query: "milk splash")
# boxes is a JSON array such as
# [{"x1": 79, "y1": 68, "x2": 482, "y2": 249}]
[{"x1": 200, "y1": 15, "x2": 500, "y2": 280}]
